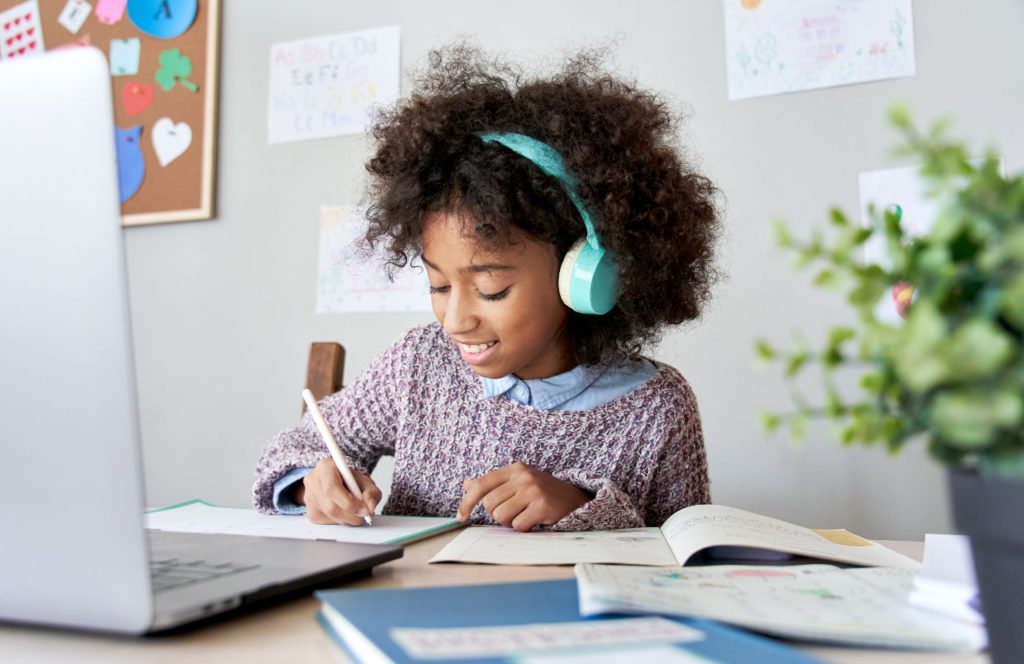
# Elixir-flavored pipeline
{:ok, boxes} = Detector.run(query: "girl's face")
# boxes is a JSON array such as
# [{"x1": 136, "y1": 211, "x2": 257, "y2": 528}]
[{"x1": 421, "y1": 211, "x2": 574, "y2": 380}]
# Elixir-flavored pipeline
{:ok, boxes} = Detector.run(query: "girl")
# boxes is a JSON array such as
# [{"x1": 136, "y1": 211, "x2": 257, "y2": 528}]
[{"x1": 253, "y1": 45, "x2": 721, "y2": 532}]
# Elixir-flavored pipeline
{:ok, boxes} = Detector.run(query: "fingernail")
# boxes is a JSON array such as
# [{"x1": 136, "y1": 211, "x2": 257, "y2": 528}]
[
  {"x1": 357, "y1": 508, "x2": 368, "y2": 517},
  {"x1": 456, "y1": 511, "x2": 464, "y2": 521}
]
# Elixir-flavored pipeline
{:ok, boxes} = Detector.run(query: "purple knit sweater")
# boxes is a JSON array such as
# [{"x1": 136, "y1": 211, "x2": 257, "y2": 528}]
[{"x1": 252, "y1": 323, "x2": 710, "y2": 530}]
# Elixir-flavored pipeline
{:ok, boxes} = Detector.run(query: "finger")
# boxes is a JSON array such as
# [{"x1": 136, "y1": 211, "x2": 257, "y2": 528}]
[
  {"x1": 316, "y1": 468, "x2": 367, "y2": 526},
  {"x1": 457, "y1": 467, "x2": 512, "y2": 521},
  {"x1": 481, "y1": 482, "x2": 517, "y2": 516},
  {"x1": 356, "y1": 473, "x2": 382, "y2": 514},
  {"x1": 510, "y1": 504, "x2": 546, "y2": 532},
  {"x1": 491, "y1": 494, "x2": 530, "y2": 528}
]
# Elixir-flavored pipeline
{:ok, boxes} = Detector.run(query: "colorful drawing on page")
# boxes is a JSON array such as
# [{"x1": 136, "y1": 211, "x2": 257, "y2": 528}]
[
  {"x1": 151, "y1": 117, "x2": 191, "y2": 166},
  {"x1": 155, "y1": 47, "x2": 197, "y2": 91},
  {"x1": 316, "y1": 205, "x2": 431, "y2": 314},
  {"x1": 0, "y1": 0, "x2": 44, "y2": 60},
  {"x1": 109, "y1": 37, "x2": 140, "y2": 75},
  {"x1": 57, "y1": 0, "x2": 91, "y2": 34},
  {"x1": 122, "y1": 80, "x2": 154, "y2": 115},
  {"x1": 94, "y1": 0, "x2": 126, "y2": 24},
  {"x1": 128, "y1": 0, "x2": 196, "y2": 39},
  {"x1": 723, "y1": 0, "x2": 915, "y2": 100},
  {"x1": 115, "y1": 125, "x2": 145, "y2": 202},
  {"x1": 267, "y1": 25, "x2": 401, "y2": 144}
]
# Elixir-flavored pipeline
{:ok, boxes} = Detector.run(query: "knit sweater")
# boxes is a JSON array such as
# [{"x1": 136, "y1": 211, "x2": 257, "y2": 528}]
[{"x1": 252, "y1": 323, "x2": 710, "y2": 530}]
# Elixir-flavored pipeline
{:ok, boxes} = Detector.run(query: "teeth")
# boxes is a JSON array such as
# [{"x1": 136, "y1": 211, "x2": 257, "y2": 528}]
[{"x1": 461, "y1": 342, "x2": 496, "y2": 354}]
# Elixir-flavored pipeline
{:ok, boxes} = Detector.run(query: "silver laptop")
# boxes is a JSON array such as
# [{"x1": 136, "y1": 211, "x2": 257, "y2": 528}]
[{"x1": 0, "y1": 48, "x2": 401, "y2": 635}]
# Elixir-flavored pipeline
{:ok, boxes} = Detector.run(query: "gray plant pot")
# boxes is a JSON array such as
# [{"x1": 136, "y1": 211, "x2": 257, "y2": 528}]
[{"x1": 948, "y1": 469, "x2": 1024, "y2": 663}]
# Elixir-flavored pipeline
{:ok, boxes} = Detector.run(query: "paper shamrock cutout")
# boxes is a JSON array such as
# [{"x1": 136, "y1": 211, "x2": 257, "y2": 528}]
[{"x1": 155, "y1": 47, "x2": 197, "y2": 92}]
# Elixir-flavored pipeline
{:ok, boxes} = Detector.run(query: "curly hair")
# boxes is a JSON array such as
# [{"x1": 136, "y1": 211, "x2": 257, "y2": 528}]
[{"x1": 363, "y1": 43, "x2": 722, "y2": 366}]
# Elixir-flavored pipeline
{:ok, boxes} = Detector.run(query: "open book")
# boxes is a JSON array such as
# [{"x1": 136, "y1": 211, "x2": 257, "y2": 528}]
[
  {"x1": 575, "y1": 563, "x2": 985, "y2": 651},
  {"x1": 429, "y1": 504, "x2": 919, "y2": 569}
]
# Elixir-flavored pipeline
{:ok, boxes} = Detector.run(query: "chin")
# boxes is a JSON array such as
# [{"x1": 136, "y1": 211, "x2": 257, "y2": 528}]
[{"x1": 465, "y1": 364, "x2": 509, "y2": 379}]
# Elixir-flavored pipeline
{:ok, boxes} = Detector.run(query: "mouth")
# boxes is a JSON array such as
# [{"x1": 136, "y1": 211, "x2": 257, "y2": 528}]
[
  {"x1": 456, "y1": 340, "x2": 499, "y2": 366},
  {"x1": 459, "y1": 341, "x2": 498, "y2": 354}
]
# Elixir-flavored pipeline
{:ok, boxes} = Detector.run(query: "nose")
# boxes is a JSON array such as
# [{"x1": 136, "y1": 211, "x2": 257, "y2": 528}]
[{"x1": 440, "y1": 286, "x2": 479, "y2": 336}]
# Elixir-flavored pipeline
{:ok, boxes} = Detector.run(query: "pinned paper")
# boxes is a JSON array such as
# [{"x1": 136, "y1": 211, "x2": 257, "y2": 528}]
[
  {"x1": 116, "y1": 126, "x2": 145, "y2": 202},
  {"x1": 723, "y1": 0, "x2": 916, "y2": 100},
  {"x1": 155, "y1": 47, "x2": 197, "y2": 91},
  {"x1": 267, "y1": 25, "x2": 401, "y2": 144},
  {"x1": 152, "y1": 117, "x2": 192, "y2": 166},
  {"x1": 317, "y1": 206, "x2": 431, "y2": 313},
  {"x1": 95, "y1": 0, "x2": 126, "y2": 25},
  {"x1": 127, "y1": 0, "x2": 196, "y2": 39},
  {"x1": 0, "y1": 0, "x2": 45, "y2": 61},
  {"x1": 109, "y1": 37, "x2": 140, "y2": 75},
  {"x1": 57, "y1": 0, "x2": 91, "y2": 35},
  {"x1": 122, "y1": 80, "x2": 154, "y2": 115}
]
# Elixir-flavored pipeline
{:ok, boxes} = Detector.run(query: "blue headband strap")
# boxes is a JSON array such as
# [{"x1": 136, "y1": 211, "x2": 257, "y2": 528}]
[{"x1": 475, "y1": 131, "x2": 602, "y2": 251}]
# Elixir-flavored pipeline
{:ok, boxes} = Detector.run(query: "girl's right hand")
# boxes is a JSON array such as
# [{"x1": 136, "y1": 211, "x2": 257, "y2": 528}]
[{"x1": 295, "y1": 458, "x2": 381, "y2": 526}]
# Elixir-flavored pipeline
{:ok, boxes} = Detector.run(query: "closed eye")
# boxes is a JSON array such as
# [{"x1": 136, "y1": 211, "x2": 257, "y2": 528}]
[
  {"x1": 479, "y1": 287, "x2": 510, "y2": 301},
  {"x1": 429, "y1": 285, "x2": 450, "y2": 295}
]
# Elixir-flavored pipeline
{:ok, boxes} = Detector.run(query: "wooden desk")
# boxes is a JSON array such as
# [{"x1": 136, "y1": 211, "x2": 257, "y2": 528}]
[{"x1": 0, "y1": 533, "x2": 988, "y2": 663}]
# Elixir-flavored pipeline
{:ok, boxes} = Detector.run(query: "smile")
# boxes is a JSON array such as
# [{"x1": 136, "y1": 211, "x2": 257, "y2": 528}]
[{"x1": 460, "y1": 341, "x2": 497, "y2": 354}]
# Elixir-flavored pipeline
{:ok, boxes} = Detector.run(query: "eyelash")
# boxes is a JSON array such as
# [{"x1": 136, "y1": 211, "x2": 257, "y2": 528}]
[{"x1": 429, "y1": 286, "x2": 510, "y2": 302}]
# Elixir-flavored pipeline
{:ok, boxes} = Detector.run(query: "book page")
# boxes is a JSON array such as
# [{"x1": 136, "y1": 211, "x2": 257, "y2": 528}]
[
  {"x1": 429, "y1": 526, "x2": 677, "y2": 566},
  {"x1": 146, "y1": 501, "x2": 461, "y2": 545},
  {"x1": 575, "y1": 563, "x2": 985, "y2": 651},
  {"x1": 661, "y1": 505, "x2": 919, "y2": 569}
]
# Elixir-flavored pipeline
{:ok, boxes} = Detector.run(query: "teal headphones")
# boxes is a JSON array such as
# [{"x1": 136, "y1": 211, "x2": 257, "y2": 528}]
[{"x1": 476, "y1": 131, "x2": 620, "y2": 315}]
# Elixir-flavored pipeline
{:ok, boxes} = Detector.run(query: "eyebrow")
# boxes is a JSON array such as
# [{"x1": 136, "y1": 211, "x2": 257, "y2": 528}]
[{"x1": 420, "y1": 255, "x2": 517, "y2": 274}]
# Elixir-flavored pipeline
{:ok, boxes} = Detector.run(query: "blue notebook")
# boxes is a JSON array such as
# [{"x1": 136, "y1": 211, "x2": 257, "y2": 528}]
[{"x1": 315, "y1": 579, "x2": 822, "y2": 664}]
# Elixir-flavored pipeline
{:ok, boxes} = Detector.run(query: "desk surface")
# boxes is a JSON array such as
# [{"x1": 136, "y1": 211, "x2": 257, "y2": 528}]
[{"x1": 0, "y1": 533, "x2": 988, "y2": 663}]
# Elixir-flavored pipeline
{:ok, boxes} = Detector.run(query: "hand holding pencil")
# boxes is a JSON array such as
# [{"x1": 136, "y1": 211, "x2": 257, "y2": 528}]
[{"x1": 298, "y1": 389, "x2": 379, "y2": 527}]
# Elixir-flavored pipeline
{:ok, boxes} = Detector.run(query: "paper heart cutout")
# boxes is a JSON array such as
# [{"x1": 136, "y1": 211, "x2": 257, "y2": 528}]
[
  {"x1": 152, "y1": 117, "x2": 192, "y2": 167},
  {"x1": 122, "y1": 81, "x2": 154, "y2": 116}
]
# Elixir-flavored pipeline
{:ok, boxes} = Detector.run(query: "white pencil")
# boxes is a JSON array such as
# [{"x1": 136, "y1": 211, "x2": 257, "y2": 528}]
[{"x1": 301, "y1": 388, "x2": 373, "y2": 527}]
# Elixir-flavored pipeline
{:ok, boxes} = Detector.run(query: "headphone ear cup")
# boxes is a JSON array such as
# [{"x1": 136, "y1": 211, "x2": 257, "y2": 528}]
[{"x1": 558, "y1": 237, "x2": 620, "y2": 315}]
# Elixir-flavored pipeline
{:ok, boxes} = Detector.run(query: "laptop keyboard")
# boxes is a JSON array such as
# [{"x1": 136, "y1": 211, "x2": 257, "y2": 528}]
[{"x1": 150, "y1": 558, "x2": 260, "y2": 594}]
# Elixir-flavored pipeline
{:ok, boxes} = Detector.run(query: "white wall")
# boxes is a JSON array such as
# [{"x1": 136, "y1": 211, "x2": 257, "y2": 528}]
[{"x1": 127, "y1": 0, "x2": 1024, "y2": 539}]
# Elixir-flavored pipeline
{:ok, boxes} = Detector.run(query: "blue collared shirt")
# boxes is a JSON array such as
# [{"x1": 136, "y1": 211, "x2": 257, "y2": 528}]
[{"x1": 271, "y1": 359, "x2": 658, "y2": 512}]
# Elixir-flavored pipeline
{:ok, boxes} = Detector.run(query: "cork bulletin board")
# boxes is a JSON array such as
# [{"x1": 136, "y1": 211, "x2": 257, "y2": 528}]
[{"x1": 0, "y1": 0, "x2": 220, "y2": 225}]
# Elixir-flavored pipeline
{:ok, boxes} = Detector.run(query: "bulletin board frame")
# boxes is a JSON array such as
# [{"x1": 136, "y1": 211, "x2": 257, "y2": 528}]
[{"x1": 1, "y1": 0, "x2": 220, "y2": 226}]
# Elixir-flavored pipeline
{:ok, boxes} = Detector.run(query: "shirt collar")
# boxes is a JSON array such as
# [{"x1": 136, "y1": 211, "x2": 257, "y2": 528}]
[{"x1": 479, "y1": 364, "x2": 607, "y2": 409}]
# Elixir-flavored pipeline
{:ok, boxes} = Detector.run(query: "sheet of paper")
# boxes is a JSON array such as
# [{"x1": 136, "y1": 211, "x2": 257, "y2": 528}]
[
  {"x1": 267, "y1": 25, "x2": 400, "y2": 144},
  {"x1": 723, "y1": 0, "x2": 915, "y2": 100},
  {"x1": 576, "y1": 563, "x2": 985, "y2": 651},
  {"x1": 0, "y1": 0, "x2": 44, "y2": 61},
  {"x1": 661, "y1": 504, "x2": 920, "y2": 570},
  {"x1": 146, "y1": 500, "x2": 460, "y2": 545},
  {"x1": 316, "y1": 205, "x2": 431, "y2": 313},
  {"x1": 390, "y1": 617, "x2": 703, "y2": 660},
  {"x1": 429, "y1": 526, "x2": 677, "y2": 566}
]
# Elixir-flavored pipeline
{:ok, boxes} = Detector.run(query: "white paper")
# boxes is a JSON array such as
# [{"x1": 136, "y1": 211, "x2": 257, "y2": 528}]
[
  {"x1": 0, "y1": 0, "x2": 44, "y2": 61},
  {"x1": 576, "y1": 563, "x2": 986, "y2": 651},
  {"x1": 267, "y1": 25, "x2": 401, "y2": 144},
  {"x1": 57, "y1": 0, "x2": 90, "y2": 34},
  {"x1": 723, "y1": 0, "x2": 915, "y2": 100},
  {"x1": 146, "y1": 501, "x2": 460, "y2": 546},
  {"x1": 316, "y1": 205, "x2": 431, "y2": 313},
  {"x1": 429, "y1": 526, "x2": 677, "y2": 566},
  {"x1": 908, "y1": 534, "x2": 984, "y2": 624},
  {"x1": 391, "y1": 617, "x2": 702, "y2": 660}
]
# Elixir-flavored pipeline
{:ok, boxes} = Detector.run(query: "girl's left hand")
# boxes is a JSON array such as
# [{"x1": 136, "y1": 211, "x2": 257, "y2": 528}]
[{"x1": 456, "y1": 461, "x2": 591, "y2": 531}]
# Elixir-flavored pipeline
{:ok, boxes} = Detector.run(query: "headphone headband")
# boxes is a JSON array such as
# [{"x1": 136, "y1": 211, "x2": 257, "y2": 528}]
[{"x1": 475, "y1": 131, "x2": 602, "y2": 251}]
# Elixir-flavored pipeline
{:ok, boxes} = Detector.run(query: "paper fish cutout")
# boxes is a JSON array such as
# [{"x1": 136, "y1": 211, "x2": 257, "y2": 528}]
[{"x1": 116, "y1": 125, "x2": 145, "y2": 202}]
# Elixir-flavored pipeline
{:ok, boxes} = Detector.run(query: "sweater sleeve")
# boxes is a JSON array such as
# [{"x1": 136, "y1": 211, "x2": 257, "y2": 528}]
[
  {"x1": 548, "y1": 377, "x2": 710, "y2": 531},
  {"x1": 251, "y1": 332, "x2": 409, "y2": 513}
]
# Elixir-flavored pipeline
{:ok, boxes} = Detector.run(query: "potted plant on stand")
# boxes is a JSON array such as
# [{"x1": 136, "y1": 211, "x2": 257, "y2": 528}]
[{"x1": 755, "y1": 107, "x2": 1024, "y2": 663}]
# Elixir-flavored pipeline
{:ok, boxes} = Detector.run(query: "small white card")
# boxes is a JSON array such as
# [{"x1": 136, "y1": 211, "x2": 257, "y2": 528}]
[
  {"x1": 391, "y1": 617, "x2": 703, "y2": 660},
  {"x1": 0, "y1": 0, "x2": 44, "y2": 61},
  {"x1": 57, "y1": 0, "x2": 91, "y2": 35}
]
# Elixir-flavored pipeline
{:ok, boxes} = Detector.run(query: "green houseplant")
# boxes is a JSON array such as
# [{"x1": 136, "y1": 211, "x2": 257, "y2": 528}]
[{"x1": 756, "y1": 107, "x2": 1024, "y2": 663}]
